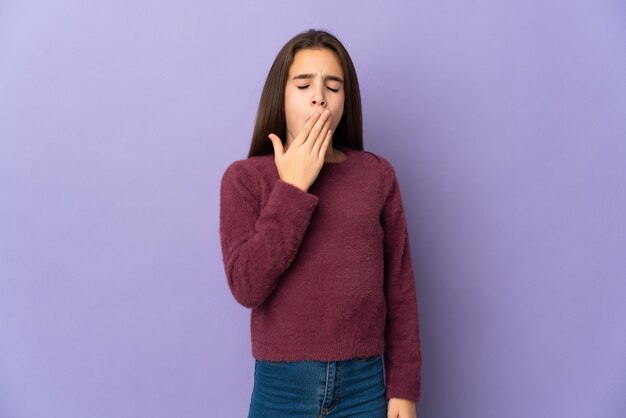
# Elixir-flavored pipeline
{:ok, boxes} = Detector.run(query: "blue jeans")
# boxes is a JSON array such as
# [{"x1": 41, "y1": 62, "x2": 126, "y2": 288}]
[{"x1": 247, "y1": 355, "x2": 388, "y2": 417}]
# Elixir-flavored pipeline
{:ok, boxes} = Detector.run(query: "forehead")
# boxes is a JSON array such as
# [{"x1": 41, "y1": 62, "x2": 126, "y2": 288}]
[{"x1": 289, "y1": 48, "x2": 344, "y2": 77}]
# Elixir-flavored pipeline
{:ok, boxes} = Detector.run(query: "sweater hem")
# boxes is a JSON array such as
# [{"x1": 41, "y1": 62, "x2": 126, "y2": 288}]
[{"x1": 252, "y1": 339, "x2": 385, "y2": 362}]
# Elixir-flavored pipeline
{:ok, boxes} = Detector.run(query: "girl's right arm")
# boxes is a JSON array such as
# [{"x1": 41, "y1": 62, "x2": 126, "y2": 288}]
[
  {"x1": 219, "y1": 162, "x2": 319, "y2": 308},
  {"x1": 219, "y1": 110, "x2": 331, "y2": 308}
]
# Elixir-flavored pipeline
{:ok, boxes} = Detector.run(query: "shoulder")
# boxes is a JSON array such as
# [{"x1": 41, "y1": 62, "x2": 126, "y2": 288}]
[
  {"x1": 346, "y1": 147, "x2": 394, "y2": 172},
  {"x1": 220, "y1": 154, "x2": 277, "y2": 200},
  {"x1": 348, "y1": 147, "x2": 398, "y2": 184}
]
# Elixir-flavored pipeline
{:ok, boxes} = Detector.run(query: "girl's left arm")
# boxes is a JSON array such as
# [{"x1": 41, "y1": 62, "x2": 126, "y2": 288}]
[{"x1": 380, "y1": 160, "x2": 423, "y2": 405}]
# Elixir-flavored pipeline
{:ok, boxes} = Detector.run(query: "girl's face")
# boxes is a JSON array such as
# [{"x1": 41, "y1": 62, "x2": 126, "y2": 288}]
[{"x1": 284, "y1": 48, "x2": 345, "y2": 143}]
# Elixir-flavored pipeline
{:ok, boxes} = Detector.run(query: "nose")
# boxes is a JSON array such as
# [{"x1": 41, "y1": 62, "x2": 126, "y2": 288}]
[
  {"x1": 311, "y1": 97, "x2": 326, "y2": 106},
  {"x1": 311, "y1": 88, "x2": 326, "y2": 107}
]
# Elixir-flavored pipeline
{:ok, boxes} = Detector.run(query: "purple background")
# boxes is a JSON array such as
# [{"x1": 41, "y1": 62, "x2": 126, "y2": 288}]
[{"x1": 1, "y1": 1, "x2": 625, "y2": 417}]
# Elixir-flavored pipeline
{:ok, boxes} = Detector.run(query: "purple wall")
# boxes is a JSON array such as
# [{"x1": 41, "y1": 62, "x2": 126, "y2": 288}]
[{"x1": 1, "y1": 1, "x2": 625, "y2": 417}]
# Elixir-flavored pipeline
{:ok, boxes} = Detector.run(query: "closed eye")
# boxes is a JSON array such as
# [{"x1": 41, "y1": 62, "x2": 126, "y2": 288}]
[{"x1": 297, "y1": 85, "x2": 340, "y2": 93}]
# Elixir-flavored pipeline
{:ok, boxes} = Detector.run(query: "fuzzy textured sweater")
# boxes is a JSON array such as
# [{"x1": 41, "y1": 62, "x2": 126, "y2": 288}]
[{"x1": 219, "y1": 144, "x2": 422, "y2": 402}]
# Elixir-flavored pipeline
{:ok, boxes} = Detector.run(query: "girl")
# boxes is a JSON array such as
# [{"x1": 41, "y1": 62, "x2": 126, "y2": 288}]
[{"x1": 219, "y1": 29, "x2": 422, "y2": 418}]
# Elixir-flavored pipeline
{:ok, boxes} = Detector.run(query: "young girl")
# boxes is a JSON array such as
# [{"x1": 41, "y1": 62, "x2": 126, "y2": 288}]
[{"x1": 219, "y1": 29, "x2": 422, "y2": 418}]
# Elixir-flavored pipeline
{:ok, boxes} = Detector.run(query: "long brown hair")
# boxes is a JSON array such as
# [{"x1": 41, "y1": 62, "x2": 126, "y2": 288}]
[{"x1": 248, "y1": 29, "x2": 363, "y2": 158}]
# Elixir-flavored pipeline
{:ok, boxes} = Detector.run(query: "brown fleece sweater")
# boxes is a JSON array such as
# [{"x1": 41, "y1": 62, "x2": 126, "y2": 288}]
[{"x1": 219, "y1": 144, "x2": 422, "y2": 402}]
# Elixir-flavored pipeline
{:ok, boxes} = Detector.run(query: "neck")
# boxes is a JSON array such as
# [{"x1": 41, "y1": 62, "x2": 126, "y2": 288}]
[{"x1": 324, "y1": 145, "x2": 344, "y2": 163}]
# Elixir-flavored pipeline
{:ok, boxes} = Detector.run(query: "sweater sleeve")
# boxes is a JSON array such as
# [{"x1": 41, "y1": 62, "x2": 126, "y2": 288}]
[
  {"x1": 219, "y1": 161, "x2": 319, "y2": 309},
  {"x1": 380, "y1": 161, "x2": 423, "y2": 403}
]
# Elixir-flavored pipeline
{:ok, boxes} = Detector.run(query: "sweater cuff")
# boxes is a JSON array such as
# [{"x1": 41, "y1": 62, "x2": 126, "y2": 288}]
[
  {"x1": 268, "y1": 179, "x2": 319, "y2": 228},
  {"x1": 385, "y1": 364, "x2": 421, "y2": 403}
]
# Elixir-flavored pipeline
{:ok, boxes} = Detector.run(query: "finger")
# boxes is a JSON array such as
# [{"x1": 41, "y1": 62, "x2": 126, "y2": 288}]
[
  {"x1": 304, "y1": 109, "x2": 330, "y2": 146},
  {"x1": 318, "y1": 129, "x2": 332, "y2": 159},
  {"x1": 305, "y1": 110, "x2": 331, "y2": 148},
  {"x1": 293, "y1": 112, "x2": 321, "y2": 146},
  {"x1": 268, "y1": 133, "x2": 284, "y2": 157},
  {"x1": 310, "y1": 114, "x2": 332, "y2": 151},
  {"x1": 311, "y1": 117, "x2": 331, "y2": 155}
]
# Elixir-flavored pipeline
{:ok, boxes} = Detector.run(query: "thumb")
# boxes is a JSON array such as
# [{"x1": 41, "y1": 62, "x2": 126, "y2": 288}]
[{"x1": 268, "y1": 133, "x2": 284, "y2": 157}]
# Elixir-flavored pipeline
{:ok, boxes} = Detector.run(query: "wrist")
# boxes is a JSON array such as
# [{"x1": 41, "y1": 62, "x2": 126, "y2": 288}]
[{"x1": 281, "y1": 178, "x2": 308, "y2": 193}]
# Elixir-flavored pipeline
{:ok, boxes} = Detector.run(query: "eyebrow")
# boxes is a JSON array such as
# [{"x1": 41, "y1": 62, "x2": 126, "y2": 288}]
[{"x1": 291, "y1": 73, "x2": 344, "y2": 83}]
